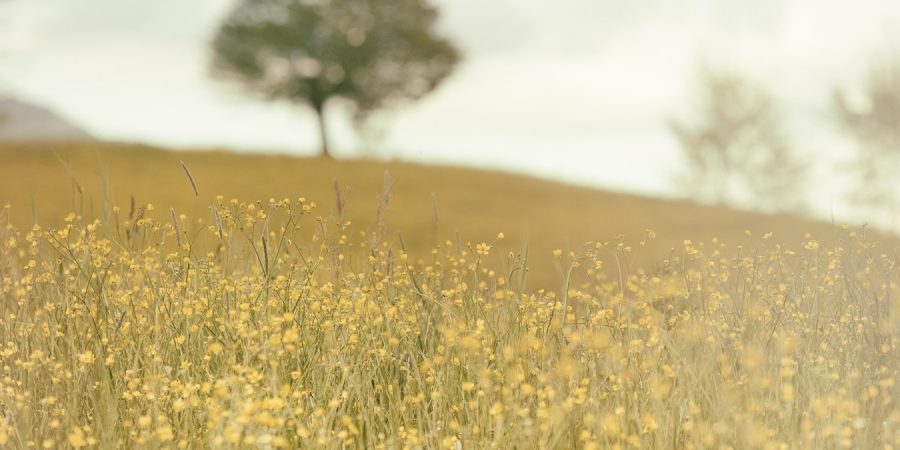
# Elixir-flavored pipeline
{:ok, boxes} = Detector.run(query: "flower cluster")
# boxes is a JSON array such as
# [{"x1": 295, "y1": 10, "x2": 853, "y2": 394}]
[{"x1": 0, "y1": 201, "x2": 897, "y2": 449}]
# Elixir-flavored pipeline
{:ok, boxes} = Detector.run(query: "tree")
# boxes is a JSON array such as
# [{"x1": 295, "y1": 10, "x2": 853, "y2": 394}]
[
  {"x1": 668, "y1": 66, "x2": 807, "y2": 213},
  {"x1": 834, "y1": 58, "x2": 900, "y2": 220},
  {"x1": 210, "y1": 0, "x2": 460, "y2": 158}
]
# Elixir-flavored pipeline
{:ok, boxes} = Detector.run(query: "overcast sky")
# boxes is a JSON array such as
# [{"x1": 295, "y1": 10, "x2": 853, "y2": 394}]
[{"x1": 2, "y1": 0, "x2": 900, "y2": 219}]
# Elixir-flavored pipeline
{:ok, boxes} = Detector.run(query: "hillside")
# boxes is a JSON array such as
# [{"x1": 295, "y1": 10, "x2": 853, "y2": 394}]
[
  {"x1": 0, "y1": 98, "x2": 93, "y2": 141},
  {"x1": 0, "y1": 141, "x2": 884, "y2": 287}
]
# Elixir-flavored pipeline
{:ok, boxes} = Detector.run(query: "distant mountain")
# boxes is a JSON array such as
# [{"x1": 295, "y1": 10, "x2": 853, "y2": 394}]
[{"x1": 0, "y1": 98, "x2": 92, "y2": 141}]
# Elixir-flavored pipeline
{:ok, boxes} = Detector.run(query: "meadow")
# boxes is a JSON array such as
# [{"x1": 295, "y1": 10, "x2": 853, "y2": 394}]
[
  {"x1": 0, "y1": 142, "x2": 849, "y2": 288},
  {"x1": 0, "y1": 143, "x2": 898, "y2": 449}
]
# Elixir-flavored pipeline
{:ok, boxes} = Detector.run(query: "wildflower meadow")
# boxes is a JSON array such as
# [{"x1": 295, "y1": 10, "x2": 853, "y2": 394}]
[{"x1": 0, "y1": 193, "x2": 897, "y2": 449}]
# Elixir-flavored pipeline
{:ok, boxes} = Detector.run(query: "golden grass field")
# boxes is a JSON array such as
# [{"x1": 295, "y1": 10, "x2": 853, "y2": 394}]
[
  {"x1": 0, "y1": 142, "x2": 898, "y2": 449},
  {"x1": 0, "y1": 142, "x2": 869, "y2": 288}
]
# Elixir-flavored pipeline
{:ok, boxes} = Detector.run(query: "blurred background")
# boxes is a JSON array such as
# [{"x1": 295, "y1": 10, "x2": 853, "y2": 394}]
[{"x1": 3, "y1": 0, "x2": 900, "y2": 231}]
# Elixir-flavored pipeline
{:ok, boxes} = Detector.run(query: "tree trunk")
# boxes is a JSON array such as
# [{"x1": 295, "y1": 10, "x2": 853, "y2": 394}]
[{"x1": 314, "y1": 103, "x2": 331, "y2": 158}]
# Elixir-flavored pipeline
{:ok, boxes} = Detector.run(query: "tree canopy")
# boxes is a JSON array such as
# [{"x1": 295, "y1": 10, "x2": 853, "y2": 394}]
[
  {"x1": 834, "y1": 58, "x2": 900, "y2": 217},
  {"x1": 210, "y1": 0, "x2": 460, "y2": 157},
  {"x1": 669, "y1": 66, "x2": 807, "y2": 213}
]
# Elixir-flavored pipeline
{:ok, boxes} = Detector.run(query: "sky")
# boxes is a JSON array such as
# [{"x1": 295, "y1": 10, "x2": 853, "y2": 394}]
[{"x1": 2, "y1": 0, "x2": 900, "y2": 221}]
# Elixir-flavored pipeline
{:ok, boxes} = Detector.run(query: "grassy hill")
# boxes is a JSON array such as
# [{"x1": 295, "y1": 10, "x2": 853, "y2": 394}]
[{"x1": 0, "y1": 141, "x2": 882, "y2": 287}]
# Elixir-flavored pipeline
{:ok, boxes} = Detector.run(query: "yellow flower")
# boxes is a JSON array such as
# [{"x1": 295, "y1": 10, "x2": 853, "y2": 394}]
[
  {"x1": 208, "y1": 342, "x2": 224, "y2": 355},
  {"x1": 77, "y1": 351, "x2": 95, "y2": 365},
  {"x1": 68, "y1": 428, "x2": 87, "y2": 448},
  {"x1": 157, "y1": 425, "x2": 174, "y2": 442}
]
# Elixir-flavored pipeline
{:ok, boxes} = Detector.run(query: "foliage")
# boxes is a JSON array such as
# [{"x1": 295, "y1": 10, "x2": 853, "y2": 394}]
[
  {"x1": 834, "y1": 58, "x2": 900, "y2": 218},
  {"x1": 210, "y1": 0, "x2": 460, "y2": 157},
  {"x1": 669, "y1": 66, "x2": 808, "y2": 213},
  {"x1": 0, "y1": 197, "x2": 897, "y2": 448}
]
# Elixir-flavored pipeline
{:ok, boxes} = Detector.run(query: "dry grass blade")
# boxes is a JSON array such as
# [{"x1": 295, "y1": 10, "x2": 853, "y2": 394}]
[
  {"x1": 211, "y1": 205, "x2": 224, "y2": 240},
  {"x1": 431, "y1": 192, "x2": 440, "y2": 226},
  {"x1": 374, "y1": 170, "x2": 393, "y2": 248},
  {"x1": 170, "y1": 207, "x2": 182, "y2": 248},
  {"x1": 333, "y1": 178, "x2": 344, "y2": 220},
  {"x1": 180, "y1": 160, "x2": 199, "y2": 197}
]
